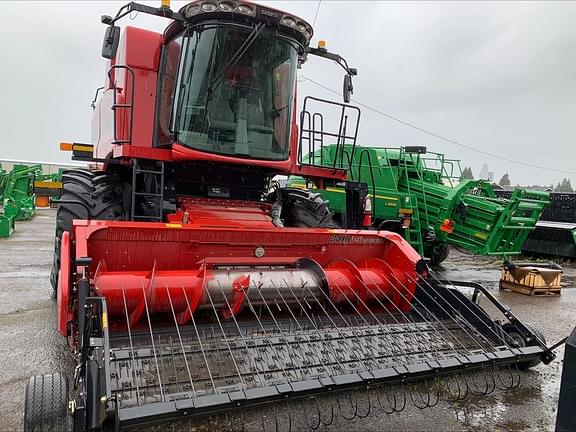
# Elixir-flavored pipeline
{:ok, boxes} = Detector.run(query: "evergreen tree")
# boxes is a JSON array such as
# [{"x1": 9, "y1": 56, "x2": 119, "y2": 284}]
[
  {"x1": 498, "y1": 173, "x2": 511, "y2": 187},
  {"x1": 555, "y1": 178, "x2": 574, "y2": 192},
  {"x1": 460, "y1": 166, "x2": 474, "y2": 180}
]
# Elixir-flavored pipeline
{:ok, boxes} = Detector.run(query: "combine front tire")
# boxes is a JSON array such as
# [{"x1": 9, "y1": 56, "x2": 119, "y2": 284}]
[
  {"x1": 503, "y1": 323, "x2": 546, "y2": 370},
  {"x1": 277, "y1": 189, "x2": 338, "y2": 228},
  {"x1": 50, "y1": 169, "x2": 123, "y2": 294},
  {"x1": 24, "y1": 373, "x2": 70, "y2": 432}
]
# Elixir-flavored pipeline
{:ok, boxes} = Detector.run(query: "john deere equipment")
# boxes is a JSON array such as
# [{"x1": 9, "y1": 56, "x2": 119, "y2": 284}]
[
  {"x1": 23, "y1": 2, "x2": 555, "y2": 431},
  {"x1": 497, "y1": 190, "x2": 576, "y2": 259},
  {"x1": 290, "y1": 145, "x2": 549, "y2": 265},
  {"x1": 0, "y1": 164, "x2": 42, "y2": 237},
  {"x1": 0, "y1": 163, "x2": 7, "y2": 200}
]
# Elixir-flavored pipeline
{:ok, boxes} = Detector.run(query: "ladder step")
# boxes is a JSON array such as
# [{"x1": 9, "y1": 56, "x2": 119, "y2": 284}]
[
  {"x1": 134, "y1": 192, "x2": 163, "y2": 197},
  {"x1": 134, "y1": 169, "x2": 163, "y2": 175}
]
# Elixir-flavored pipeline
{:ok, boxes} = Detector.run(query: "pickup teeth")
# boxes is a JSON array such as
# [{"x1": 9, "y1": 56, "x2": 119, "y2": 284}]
[{"x1": 104, "y1": 271, "x2": 536, "y2": 422}]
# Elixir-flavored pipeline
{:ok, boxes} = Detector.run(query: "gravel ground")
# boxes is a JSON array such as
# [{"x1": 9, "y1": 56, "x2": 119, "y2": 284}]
[{"x1": 0, "y1": 209, "x2": 573, "y2": 431}]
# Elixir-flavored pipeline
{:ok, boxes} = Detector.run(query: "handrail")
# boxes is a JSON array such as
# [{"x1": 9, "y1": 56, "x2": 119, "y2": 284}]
[
  {"x1": 298, "y1": 96, "x2": 361, "y2": 173},
  {"x1": 107, "y1": 65, "x2": 136, "y2": 145}
]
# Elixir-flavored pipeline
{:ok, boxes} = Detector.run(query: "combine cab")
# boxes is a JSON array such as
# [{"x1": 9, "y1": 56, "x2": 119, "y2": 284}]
[
  {"x1": 290, "y1": 145, "x2": 549, "y2": 265},
  {"x1": 24, "y1": 2, "x2": 556, "y2": 431}
]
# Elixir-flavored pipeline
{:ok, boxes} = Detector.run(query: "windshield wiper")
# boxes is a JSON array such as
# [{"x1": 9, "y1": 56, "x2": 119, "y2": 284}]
[{"x1": 207, "y1": 22, "x2": 265, "y2": 95}]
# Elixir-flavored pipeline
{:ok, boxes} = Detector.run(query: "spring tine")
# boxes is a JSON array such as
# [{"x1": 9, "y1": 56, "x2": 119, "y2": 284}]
[
  {"x1": 427, "y1": 270, "x2": 516, "y2": 348},
  {"x1": 223, "y1": 281, "x2": 291, "y2": 384},
  {"x1": 356, "y1": 387, "x2": 372, "y2": 418},
  {"x1": 303, "y1": 397, "x2": 322, "y2": 431},
  {"x1": 336, "y1": 392, "x2": 358, "y2": 420},
  {"x1": 319, "y1": 397, "x2": 335, "y2": 426},
  {"x1": 495, "y1": 364, "x2": 515, "y2": 391},
  {"x1": 468, "y1": 367, "x2": 489, "y2": 396},
  {"x1": 205, "y1": 285, "x2": 251, "y2": 390},
  {"x1": 441, "y1": 374, "x2": 459, "y2": 402},
  {"x1": 121, "y1": 286, "x2": 141, "y2": 406},
  {"x1": 212, "y1": 282, "x2": 266, "y2": 388},
  {"x1": 329, "y1": 274, "x2": 417, "y2": 362},
  {"x1": 165, "y1": 284, "x2": 196, "y2": 397},
  {"x1": 212, "y1": 336, "x2": 229, "y2": 390},
  {"x1": 380, "y1": 267, "x2": 482, "y2": 355},
  {"x1": 335, "y1": 267, "x2": 459, "y2": 367},
  {"x1": 240, "y1": 408, "x2": 246, "y2": 432},
  {"x1": 271, "y1": 280, "x2": 340, "y2": 375},
  {"x1": 427, "y1": 378, "x2": 441, "y2": 408},
  {"x1": 387, "y1": 384, "x2": 400, "y2": 413},
  {"x1": 408, "y1": 380, "x2": 431, "y2": 410},
  {"x1": 375, "y1": 385, "x2": 395, "y2": 415},
  {"x1": 251, "y1": 280, "x2": 313, "y2": 380},
  {"x1": 181, "y1": 287, "x2": 217, "y2": 394},
  {"x1": 398, "y1": 383, "x2": 408, "y2": 412},
  {"x1": 141, "y1": 282, "x2": 165, "y2": 402},
  {"x1": 260, "y1": 411, "x2": 268, "y2": 432},
  {"x1": 512, "y1": 364, "x2": 521, "y2": 388},
  {"x1": 167, "y1": 336, "x2": 181, "y2": 392},
  {"x1": 299, "y1": 279, "x2": 382, "y2": 370}
]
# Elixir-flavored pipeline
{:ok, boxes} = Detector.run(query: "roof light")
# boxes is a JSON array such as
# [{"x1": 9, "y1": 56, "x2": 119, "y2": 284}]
[
  {"x1": 237, "y1": 4, "x2": 254, "y2": 14},
  {"x1": 219, "y1": 1, "x2": 235, "y2": 11},
  {"x1": 318, "y1": 40, "x2": 326, "y2": 49},
  {"x1": 201, "y1": 2, "x2": 217, "y2": 12},
  {"x1": 297, "y1": 23, "x2": 307, "y2": 32},
  {"x1": 160, "y1": 0, "x2": 171, "y2": 8},
  {"x1": 282, "y1": 16, "x2": 297, "y2": 27},
  {"x1": 184, "y1": 3, "x2": 200, "y2": 16}
]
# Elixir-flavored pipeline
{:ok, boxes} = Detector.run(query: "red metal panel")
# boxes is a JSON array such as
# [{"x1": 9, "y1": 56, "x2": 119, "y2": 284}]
[
  {"x1": 70, "y1": 219, "x2": 421, "y2": 323},
  {"x1": 94, "y1": 27, "x2": 163, "y2": 158},
  {"x1": 57, "y1": 231, "x2": 72, "y2": 336},
  {"x1": 120, "y1": 26, "x2": 163, "y2": 72},
  {"x1": 112, "y1": 145, "x2": 173, "y2": 161},
  {"x1": 171, "y1": 144, "x2": 293, "y2": 172}
]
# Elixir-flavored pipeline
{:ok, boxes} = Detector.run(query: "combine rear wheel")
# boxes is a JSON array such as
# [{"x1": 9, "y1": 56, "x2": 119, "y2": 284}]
[
  {"x1": 50, "y1": 169, "x2": 123, "y2": 294},
  {"x1": 503, "y1": 323, "x2": 546, "y2": 370},
  {"x1": 276, "y1": 188, "x2": 338, "y2": 228},
  {"x1": 24, "y1": 373, "x2": 70, "y2": 432}
]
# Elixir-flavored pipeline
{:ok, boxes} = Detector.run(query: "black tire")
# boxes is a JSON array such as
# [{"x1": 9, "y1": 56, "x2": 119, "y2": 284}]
[
  {"x1": 24, "y1": 373, "x2": 70, "y2": 432},
  {"x1": 276, "y1": 188, "x2": 338, "y2": 228},
  {"x1": 430, "y1": 242, "x2": 449, "y2": 266},
  {"x1": 502, "y1": 323, "x2": 546, "y2": 370},
  {"x1": 50, "y1": 169, "x2": 123, "y2": 294}
]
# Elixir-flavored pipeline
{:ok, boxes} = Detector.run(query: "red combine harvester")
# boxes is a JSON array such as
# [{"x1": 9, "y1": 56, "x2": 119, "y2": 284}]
[{"x1": 24, "y1": 1, "x2": 555, "y2": 431}]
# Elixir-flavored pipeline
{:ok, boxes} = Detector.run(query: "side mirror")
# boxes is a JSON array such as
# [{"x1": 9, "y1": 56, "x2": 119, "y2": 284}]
[
  {"x1": 102, "y1": 26, "x2": 120, "y2": 60},
  {"x1": 343, "y1": 74, "x2": 353, "y2": 104}
]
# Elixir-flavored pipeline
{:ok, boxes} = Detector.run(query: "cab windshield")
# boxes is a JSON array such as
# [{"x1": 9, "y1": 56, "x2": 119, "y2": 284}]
[{"x1": 173, "y1": 25, "x2": 298, "y2": 160}]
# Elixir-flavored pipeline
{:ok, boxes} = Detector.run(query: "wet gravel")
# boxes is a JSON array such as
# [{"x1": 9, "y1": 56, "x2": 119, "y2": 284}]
[{"x1": 0, "y1": 209, "x2": 573, "y2": 431}]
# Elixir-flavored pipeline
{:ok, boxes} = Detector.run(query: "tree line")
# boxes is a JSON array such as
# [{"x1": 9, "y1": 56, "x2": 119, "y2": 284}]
[{"x1": 459, "y1": 166, "x2": 574, "y2": 192}]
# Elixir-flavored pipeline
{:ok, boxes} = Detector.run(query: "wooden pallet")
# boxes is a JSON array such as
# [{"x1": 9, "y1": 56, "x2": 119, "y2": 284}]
[{"x1": 499, "y1": 280, "x2": 561, "y2": 296}]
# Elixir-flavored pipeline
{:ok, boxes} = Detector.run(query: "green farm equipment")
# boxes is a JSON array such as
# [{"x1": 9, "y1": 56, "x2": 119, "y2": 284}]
[
  {"x1": 0, "y1": 164, "x2": 42, "y2": 237},
  {"x1": 289, "y1": 145, "x2": 549, "y2": 264},
  {"x1": 0, "y1": 163, "x2": 7, "y2": 201},
  {"x1": 34, "y1": 167, "x2": 64, "y2": 207}
]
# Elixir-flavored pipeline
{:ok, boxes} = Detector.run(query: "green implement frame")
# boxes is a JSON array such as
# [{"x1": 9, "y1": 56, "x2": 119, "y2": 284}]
[
  {"x1": 0, "y1": 164, "x2": 43, "y2": 237},
  {"x1": 0, "y1": 163, "x2": 7, "y2": 201},
  {"x1": 289, "y1": 145, "x2": 549, "y2": 264}
]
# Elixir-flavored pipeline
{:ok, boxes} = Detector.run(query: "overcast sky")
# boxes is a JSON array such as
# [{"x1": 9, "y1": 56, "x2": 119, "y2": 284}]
[{"x1": 0, "y1": 1, "x2": 574, "y2": 186}]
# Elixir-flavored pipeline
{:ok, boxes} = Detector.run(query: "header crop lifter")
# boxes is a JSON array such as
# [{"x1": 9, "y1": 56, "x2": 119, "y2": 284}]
[{"x1": 25, "y1": 1, "x2": 555, "y2": 431}]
